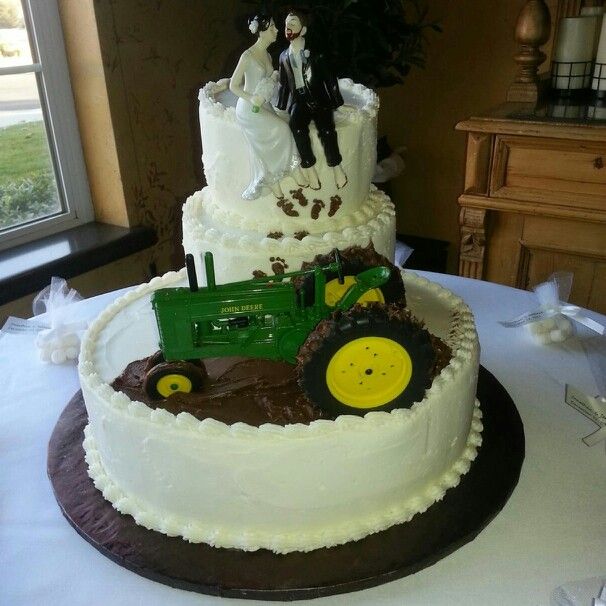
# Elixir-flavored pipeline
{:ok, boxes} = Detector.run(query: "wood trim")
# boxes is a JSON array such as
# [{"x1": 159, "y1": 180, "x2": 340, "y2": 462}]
[
  {"x1": 516, "y1": 245, "x2": 532, "y2": 290},
  {"x1": 456, "y1": 114, "x2": 606, "y2": 142},
  {"x1": 492, "y1": 134, "x2": 606, "y2": 155},
  {"x1": 489, "y1": 135, "x2": 606, "y2": 212},
  {"x1": 520, "y1": 240, "x2": 606, "y2": 261},
  {"x1": 58, "y1": 0, "x2": 131, "y2": 227},
  {"x1": 489, "y1": 184, "x2": 606, "y2": 212},
  {"x1": 482, "y1": 213, "x2": 524, "y2": 287},
  {"x1": 456, "y1": 118, "x2": 606, "y2": 142},
  {"x1": 490, "y1": 136, "x2": 510, "y2": 194},
  {"x1": 458, "y1": 207, "x2": 487, "y2": 279},
  {"x1": 464, "y1": 133, "x2": 493, "y2": 195},
  {"x1": 458, "y1": 193, "x2": 606, "y2": 223},
  {"x1": 522, "y1": 215, "x2": 606, "y2": 259}
]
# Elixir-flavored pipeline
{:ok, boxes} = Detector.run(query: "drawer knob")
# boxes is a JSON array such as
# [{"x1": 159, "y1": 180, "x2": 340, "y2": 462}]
[{"x1": 594, "y1": 157, "x2": 604, "y2": 169}]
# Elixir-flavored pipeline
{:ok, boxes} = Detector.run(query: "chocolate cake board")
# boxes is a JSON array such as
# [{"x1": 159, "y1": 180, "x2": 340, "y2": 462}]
[{"x1": 48, "y1": 366, "x2": 524, "y2": 601}]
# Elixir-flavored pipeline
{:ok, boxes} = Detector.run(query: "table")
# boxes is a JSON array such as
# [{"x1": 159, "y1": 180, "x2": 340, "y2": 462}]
[{"x1": 1, "y1": 272, "x2": 605, "y2": 606}]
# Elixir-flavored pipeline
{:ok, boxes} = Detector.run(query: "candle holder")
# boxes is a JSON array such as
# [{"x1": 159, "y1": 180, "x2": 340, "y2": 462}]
[
  {"x1": 586, "y1": 97, "x2": 606, "y2": 119},
  {"x1": 546, "y1": 96, "x2": 587, "y2": 118},
  {"x1": 592, "y1": 62, "x2": 606, "y2": 97},
  {"x1": 550, "y1": 60, "x2": 593, "y2": 96}
]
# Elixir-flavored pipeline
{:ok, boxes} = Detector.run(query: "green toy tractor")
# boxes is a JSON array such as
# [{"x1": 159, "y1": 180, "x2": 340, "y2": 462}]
[{"x1": 146, "y1": 249, "x2": 435, "y2": 416}]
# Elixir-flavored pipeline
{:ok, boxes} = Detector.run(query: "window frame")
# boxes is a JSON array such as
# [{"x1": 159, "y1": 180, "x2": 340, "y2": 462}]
[{"x1": 0, "y1": 0, "x2": 93, "y2": 252}]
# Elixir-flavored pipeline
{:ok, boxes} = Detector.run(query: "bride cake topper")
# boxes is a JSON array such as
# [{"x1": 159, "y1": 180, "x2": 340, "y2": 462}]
[{"x1": 230, "y1": 14, "x2": 307, "y2": 200}]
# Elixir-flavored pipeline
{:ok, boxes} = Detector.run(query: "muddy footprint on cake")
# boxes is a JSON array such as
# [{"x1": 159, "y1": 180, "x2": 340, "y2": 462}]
[
  {"x1": 311, "y1": 199, "x2": 325, "y2": 220},
  {"x1": 269, "y1": 257, "x2": 289, "y2": 274},
  {"x1": 290, "y1": 188, "x2": 309, "y2": 207},
  {"x1": 277, "y1": 197, "x2": 299, "y2": 217},
  {"x1": 328, "y1": 195, "x2": 342, "y2": 217}
]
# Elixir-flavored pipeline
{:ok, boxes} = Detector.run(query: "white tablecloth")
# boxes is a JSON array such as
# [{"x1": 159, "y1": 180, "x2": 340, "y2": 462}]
[{"x1": 1, "y1": 273, "x2": 605, "y2": 606}]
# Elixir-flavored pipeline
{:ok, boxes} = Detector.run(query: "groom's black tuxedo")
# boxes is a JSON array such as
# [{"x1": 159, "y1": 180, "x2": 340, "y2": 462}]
[{"x1": 277, "y1": 47, "x2": 343, "y2": 168}]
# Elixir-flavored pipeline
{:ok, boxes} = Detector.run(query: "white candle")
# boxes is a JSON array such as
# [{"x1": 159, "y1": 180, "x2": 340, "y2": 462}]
[
  {"x1": 581, "y1": 6, "x2": 605, "y2": 56},
  {"x1": 592, "y1": 18, "x2": 606, "y2": 91},
  {"x1": 552, "y1": 17, "x2": 596, "y2": 90}
]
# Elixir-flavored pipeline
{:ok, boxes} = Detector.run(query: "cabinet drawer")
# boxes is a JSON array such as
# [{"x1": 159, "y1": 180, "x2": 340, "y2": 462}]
[{"x1": 491, "y1": 136, "x2": 606, "y2": 212}]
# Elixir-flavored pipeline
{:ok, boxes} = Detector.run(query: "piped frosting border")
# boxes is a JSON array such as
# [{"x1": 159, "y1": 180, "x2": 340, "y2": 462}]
[{"x1": 82, "y1": 405, "x2": 482, "y2": 553}]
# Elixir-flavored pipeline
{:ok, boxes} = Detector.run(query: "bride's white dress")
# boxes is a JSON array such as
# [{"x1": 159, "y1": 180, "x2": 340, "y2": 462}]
[{"x1": 235, "y1": 51, "x2": 299, "y2": 199}]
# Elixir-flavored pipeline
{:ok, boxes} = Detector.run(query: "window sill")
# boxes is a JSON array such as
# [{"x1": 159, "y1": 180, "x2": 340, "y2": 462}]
[{"x1": 0, "y1": 222, "x2": 157, "y2": 305}]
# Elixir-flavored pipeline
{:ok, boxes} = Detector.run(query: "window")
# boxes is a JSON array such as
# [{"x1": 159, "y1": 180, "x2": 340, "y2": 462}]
[{"x1": 0, "y1": 0, "x2": 92, "y2": 252}]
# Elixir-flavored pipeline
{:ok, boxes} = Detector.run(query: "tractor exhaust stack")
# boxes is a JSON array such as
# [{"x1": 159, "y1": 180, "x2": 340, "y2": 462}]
[
  {"x1": 185, "y1": 254, "x2": 199, "y2": 292},
  {"x1": 204, "y1": 251, "x2": 217, "y2": 291}
]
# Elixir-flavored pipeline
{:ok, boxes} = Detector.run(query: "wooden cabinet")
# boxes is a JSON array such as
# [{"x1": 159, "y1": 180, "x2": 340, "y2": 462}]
[{"x1": 456, "y1": 103, "x2": 606, "y2": 314}]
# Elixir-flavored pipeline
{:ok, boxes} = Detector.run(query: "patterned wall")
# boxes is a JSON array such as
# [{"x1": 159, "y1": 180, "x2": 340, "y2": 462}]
[{"x1": 92, "y1": 0, "x2": 247, "y2": 273}]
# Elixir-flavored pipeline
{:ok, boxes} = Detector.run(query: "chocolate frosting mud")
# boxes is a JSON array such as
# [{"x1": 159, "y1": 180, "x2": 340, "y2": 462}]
[
  {"x1": 112, "y1": 356, "x2": 329, "y2": 426},
  {"x1": 111, "y1": 330, "x2": 451, "y2": 427}
]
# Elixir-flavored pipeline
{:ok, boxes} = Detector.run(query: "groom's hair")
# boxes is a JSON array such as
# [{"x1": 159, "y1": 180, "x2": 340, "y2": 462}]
[{"x1": 286, "y1": 8, "x2": 309, "y2": 28}]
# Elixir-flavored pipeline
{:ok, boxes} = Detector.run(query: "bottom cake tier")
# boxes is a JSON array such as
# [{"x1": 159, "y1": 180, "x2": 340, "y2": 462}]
[
  {"x1": 182, "y1": 186, "x2": 396, "y2": 283},
  {"x1": 78, "y1": 271, "x2": 482, "y2": 554}
]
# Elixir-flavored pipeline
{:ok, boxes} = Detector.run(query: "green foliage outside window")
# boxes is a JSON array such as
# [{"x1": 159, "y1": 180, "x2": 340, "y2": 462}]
[
  {"x1": 0, "y1": 0, "x2": 24, "y2": 28},
  {"x1": 0, "y1": 121, "x2": 59, "y2": 230}
]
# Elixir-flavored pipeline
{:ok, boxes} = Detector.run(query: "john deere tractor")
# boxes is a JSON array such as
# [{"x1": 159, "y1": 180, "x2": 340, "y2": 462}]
[{"x1": 146, "y1": 249, "x2": 435, "y2": 416}]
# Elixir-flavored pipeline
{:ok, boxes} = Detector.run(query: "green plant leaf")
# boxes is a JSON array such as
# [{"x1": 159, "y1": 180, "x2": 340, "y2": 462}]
[{"x1": 242, "y1": 0, "x2": 440, "y2": 88}]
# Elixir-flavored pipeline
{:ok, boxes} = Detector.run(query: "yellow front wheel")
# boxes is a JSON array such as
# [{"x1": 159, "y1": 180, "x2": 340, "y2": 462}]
[
  {"x1": 143, "y1": 361, "x2": 207, "y2": 399},
  {"x1": 155, "y1": 374, "x2": 193, "y2": 398}
]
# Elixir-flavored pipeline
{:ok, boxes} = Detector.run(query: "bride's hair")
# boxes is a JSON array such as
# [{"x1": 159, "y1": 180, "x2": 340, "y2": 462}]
[{"x1": 248, "y1": 14, "x2": 272, "y2": 35}]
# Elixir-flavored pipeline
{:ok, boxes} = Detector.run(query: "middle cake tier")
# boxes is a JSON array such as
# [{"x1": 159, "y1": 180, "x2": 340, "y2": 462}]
[{"x1": 182, "y1": 185, "x2": 396, "y2": 283}]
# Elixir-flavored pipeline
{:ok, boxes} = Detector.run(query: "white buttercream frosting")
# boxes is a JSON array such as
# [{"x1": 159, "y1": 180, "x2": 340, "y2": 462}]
[
  {"x1": 198, "y1": 78, "x2": 380, "y2": 231},
  {"x1": 182, "y1": 186, "x2": 396, "y2": 284},
  {"x1": 79, "y1": 270, "x2": 482, "y2": 554}
]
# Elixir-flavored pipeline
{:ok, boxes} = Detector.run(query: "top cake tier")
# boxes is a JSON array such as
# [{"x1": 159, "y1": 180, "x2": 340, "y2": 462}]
[{"x1": 198, "y1": 78, "x2": 379, "y2": 235}]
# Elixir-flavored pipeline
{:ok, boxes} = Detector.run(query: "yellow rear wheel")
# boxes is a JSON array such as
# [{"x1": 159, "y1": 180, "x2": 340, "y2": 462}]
[
  {"x1": 326, "y1": 336, "x2": 412, "y2": 408},
  {"x1": 324, "y1": 276, "x2": 385, "y2": 307},
  {"x1": 296, "y1": 249, "x2": 406, "y2": 309}
]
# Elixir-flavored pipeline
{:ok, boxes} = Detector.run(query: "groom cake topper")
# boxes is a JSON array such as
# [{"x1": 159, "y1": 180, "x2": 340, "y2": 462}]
[{"x1": 277, "y1": 10, "x2": 348, "y2": 191}]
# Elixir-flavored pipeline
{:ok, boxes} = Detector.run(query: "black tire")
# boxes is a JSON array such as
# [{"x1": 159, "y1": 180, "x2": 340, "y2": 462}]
[
  {"x1": 297, "y1": 306, "x2": 434, "y2": 416},
  {"x1": 297, "y1": 246, "x2": 405, "y2": 308},
  {"x1": 143, "y1": 361, "x2": 207, "y2": 400},
  {"x1": 145, "y1": 351, "x2": 206, "y2": 372}
]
